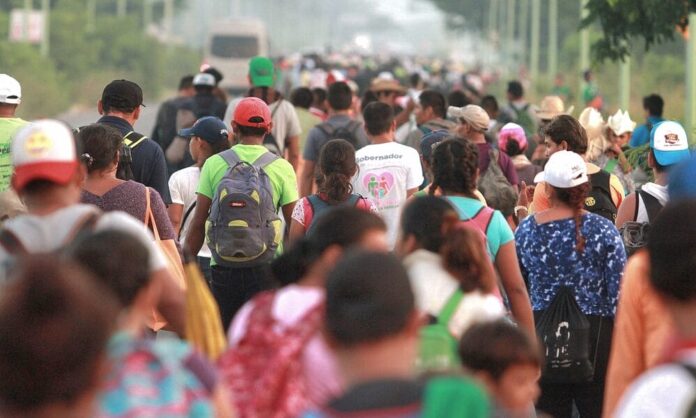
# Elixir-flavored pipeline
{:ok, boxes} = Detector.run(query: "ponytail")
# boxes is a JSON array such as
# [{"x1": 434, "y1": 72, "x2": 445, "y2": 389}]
[
  {"x1": 440, "y1": 224, "x2": 497, "y2": 294},
  {"x1": 554, "y1": 183, "x2": 591, "y2": 253}
]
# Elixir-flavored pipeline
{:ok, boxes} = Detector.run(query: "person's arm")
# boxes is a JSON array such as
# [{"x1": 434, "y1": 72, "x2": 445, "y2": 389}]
[
  {"x1": 184, "y1": 194, "x2": 212, "y2": 256},
  {"x1": 288, "y1": 198, "x2": 307, "y2": 243},
  {"x1": 288, "y1": 219, "x2": 306, "y2": 243},
  {"x1": 406, "y1": 187, "x2": 418, "y2": 198},
  {"x1": 150, "y1": 188, "x2": 178, "y2": 241},
  {"x1": 150, "y1": 146, "x2": 172, "y2": 205},
  {"x1": 394, "y1": 98, "x2": 415, "y2": 127},
  {"x1": 603, "y1": 254, "x2": 648, "y2": 418},
  {"x1": 615, "y1": 192, "x2": 637, "y2": 229},
  {"x1": 285, "y1": 135, "x2": 301, "y2": 173},
  {"x1": 300, "y1": 161, "x2": 316, "y2": 198},
  {"x1": 153, "y1": 268, "x2": 186, "y2": 335},
  {"x1": 495, "y1": 241, "x2": 535, "y2": 337},
  {"x1": 281, "y1": 202, "x2": 296, "y2": 231},
  {"x1": 168, "y1": 203, "x2": 184, "y2": 235},
  {"x1": 609, "y1": 173, "x2": 626, "y2": 208}
]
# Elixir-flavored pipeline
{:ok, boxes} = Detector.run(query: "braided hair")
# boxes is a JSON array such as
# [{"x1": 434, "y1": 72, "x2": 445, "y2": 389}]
[
  {"x1": 429, "y1": 137, "x2": 479, "y2": 197},
  {"x1": 553, "y1": 183, "x2": 591, "y2": 252}
]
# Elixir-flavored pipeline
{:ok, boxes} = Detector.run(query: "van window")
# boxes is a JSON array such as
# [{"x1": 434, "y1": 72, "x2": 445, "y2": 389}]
[{"x1": 210, "y1": 35, "x2": 259, "y2": 58}]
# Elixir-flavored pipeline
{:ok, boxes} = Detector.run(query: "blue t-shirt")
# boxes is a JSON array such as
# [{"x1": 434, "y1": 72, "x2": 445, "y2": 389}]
[
  {"x1": 514, "y1": 213, "x2": 626, "y2": 316},
  {"x1": 445, "y1": 196, "x2": 514, "y2": 260},
  {"x1": 629, "y1": 116, "x2": 664, "y2": 148}
]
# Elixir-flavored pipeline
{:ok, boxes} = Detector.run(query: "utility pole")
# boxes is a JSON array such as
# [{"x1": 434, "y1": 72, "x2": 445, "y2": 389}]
[
  {"x1": 488, "y1": 0, "x2": 498, "y2": 42},
  {"x1": 24, "y1": 0, "x2": 31, "y2": 42},
  {"x1": 40, "y1": 0, "x2": 49, "y2": 56},
  {"x1": 619, "y1": 53, "x2": 631, "y2": 111},
  {"x1": 117, "y1": 0, "x2": 126, "y2": 18},
  {"x1": 163, "y1": 0, "x2": 173, "y2": 44},
  {"x1": 686, "y1": 13, "x2": 696, "y2": 145},
  {"x1": 86, "y1": 0, "x2": 96, "y2": 33},
  {"x1": 518, "y1": 0, "x2": 528, "y2": 56},
  {"x1": 507, "y1": 0, "x2": 516, "y2": 69},
  {"x1": 579, "y1": 0, "x2": 590, "y2": 106},
  {"x1": 548, "y1": 0, "x2": 558, "y2": 82},
  {"x1": 143, "y1": 0, "x2": 151, "y2": 31},
  {"x1": 529, "y1": 0, "x2": 540, "y2": 83}
]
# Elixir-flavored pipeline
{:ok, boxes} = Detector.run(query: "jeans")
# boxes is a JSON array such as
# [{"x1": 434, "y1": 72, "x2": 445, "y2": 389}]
[
  {"x1": 210, "y1": 263, "x2": 274, "y2": 332},
  {"x1": 197, "y1": 256, "x2": 212, "y2": 284}
]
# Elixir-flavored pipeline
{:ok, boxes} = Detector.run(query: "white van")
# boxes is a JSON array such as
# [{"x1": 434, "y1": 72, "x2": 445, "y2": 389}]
[{"x1": 204, "y1": 19, "x2": 269, "y2": 95}]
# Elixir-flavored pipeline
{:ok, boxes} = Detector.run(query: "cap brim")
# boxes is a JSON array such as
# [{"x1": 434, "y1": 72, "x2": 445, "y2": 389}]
[
  {"x1": 654, "y1": 149, "x2": 691, "y2": 167},
  {"x1": 178, "y1": 127, "x2": 195, "y2": 138},
  {"x1": 533, "y1": 171, "x2": 546, "y2": 184},
  {"x1": 250, "y1": 75, "x2": 274, "y2": 87},
  {"x1": 12, "y1": 161, "x2": 78, "y2": 191}
]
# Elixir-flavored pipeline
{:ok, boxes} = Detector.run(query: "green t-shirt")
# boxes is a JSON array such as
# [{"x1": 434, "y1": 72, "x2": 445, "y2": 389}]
[
  {"x1": 197, "y1": 144, "x2": 298, "y2": 263},
  {"x1": 0, "y1": 118, "x2": 28, "y2": 192}
]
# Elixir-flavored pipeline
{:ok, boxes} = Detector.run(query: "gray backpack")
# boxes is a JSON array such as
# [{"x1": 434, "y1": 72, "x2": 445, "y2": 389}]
[
  {"x1": 207, "y1": 149, "x2": 281, "y2": 268},
  {"x1": 477, "y1": 149, "x2": 518, "y2": 217}
]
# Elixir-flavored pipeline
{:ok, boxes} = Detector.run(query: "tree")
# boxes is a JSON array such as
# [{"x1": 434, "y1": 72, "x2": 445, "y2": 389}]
[{"x1": 582, "y1": 0, "x2": 696, "y2": 62}]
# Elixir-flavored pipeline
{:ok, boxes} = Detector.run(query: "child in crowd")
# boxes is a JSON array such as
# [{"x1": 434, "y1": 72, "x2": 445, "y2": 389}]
[
  {"x1": 69, "y1": 229, "x2": 232, "y2": 417},
  {"x1": 459, "y1": 320, "x2": 542, "y2": 418},
  {"x1": 168, "y1": 116, "x2": 231, "y2": 280},
  {"x1": 290, "y1": 138, "x2": 376, "y2": 241}
]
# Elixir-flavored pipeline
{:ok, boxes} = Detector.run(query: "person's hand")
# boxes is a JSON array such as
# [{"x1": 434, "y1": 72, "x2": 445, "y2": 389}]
[
  {"x1": 406, "y1": 97, "x2": 416, "y2": 113},
  {"x1": 516, "y1": 181, "x2": 534, "y2": 208}
]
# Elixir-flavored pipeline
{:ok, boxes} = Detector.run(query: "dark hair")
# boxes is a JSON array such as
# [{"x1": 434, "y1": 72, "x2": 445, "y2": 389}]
[
  {"x1": 447, "y1": 90, "x2": 470, "y2": 108},
  {"x1": 410, "y1": 72, "x2": 421, "y2": 87},
  {"x1": 178, "y1": 75, "x2": 194, "y2": 91},
  {"x1": 248, "y1": 86, "x2": 279, "y2": 105},
  {"x1": 77, "y1": 124, "x2": 124, "y2": 174},
  {"x1": 401, "y1": 196, "x2": 458, "y2": 253},
  {"x1": 442, "y1": 226, "x2": 497, "y2": 293},
  {"x1": 583, "y1": 69, "x2": 592, "y2": 82},
  {"x1": 68, "y1": 230, "x2": 151, "y2": 307},
  {"x1": 102, "y1": 102, "x2": 136, "y2": 114},
  {"x1": 271, "y1": 208, "x2": 386, "y2": 285},
  {"x1": 507, "y1": 81, "x2": 524, "y2": 99},
  {"x1": 317, "y1": 139, "x2": 356, "y2": 203},
  {"x1": 327, "y1": 82, "x2": 353, "y2": 111},
  {"x1": 236, "y1": 125, "x2": 268, "y2": 138},
  {"x1": 419, "y1": 90, "x2": 447, "y2": 118},
  {"x1": 543, "y1": 115, "x2": 588, "y2": 155},
  {"x1": 363, "y1": 102, "x2": 395, "y2": 136},
  {"x1": 325, "y1": 250, "x2": 414, "y2": 347},
  {"x1": 480, "y1": 95, "x2": 499, "y2": 112},
  {"x1": 505, "y1": 139, "x2": 524, "y2": 157},
  {"x1": 648, "y1": 201, "x2": 696, "y2": 301},
  {"x1": 194, "y1": 85, "x2": 215, "y2": 95},
  {"x1": 643, "y1": 94, "x2": 664, "y2": 117},
  {"x1": 430, "y1": 138, "x2": 479, "y2": 196},
  {"x1": 0, "y1": 256, "x2": 118, "y2": 412},
  {"x1": 290, "y1": 87, "x2": 313, "y2": 109},
  {"x1": 649, "y1": 149, "x2": 668, "y2": 173},
  {"x1": 552, "y1": 182, "x2": 591, "y2": 252},
  {"x1": 361, "y1": 90, "x2": 378, "y2": 112},
  {"x1": 459, "y1": 320, "x2": 542, "y2": 380},
  {"x1": 312, "y1": 87, "x2": 327, "y2": 107}
]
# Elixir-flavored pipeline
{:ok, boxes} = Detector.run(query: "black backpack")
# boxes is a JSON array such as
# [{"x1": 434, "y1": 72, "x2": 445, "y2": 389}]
[
  {"x1": 619, "y1": 190, "x2": 664, "y2": 257},
  {"x1": 315, "y1": 120, "x2": 364, "y2": 150},
  {"x1": 535, "y1": 286, "x2": 595, "y2": 383},
  {"x1": 585, "y1": 170, "x2": 617, "y2": 222}
]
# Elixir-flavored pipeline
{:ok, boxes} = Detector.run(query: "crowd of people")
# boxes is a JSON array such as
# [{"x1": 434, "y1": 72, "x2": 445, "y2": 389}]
[{"x1": 0, "y1": 51, "x2": 695, "y2": 418}]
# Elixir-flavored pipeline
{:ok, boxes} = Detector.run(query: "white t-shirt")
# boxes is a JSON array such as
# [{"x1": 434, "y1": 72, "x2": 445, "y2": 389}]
[
  {"x1": 404, "y1": 249, "x2": 505, "y2": 339},
  {"x1": 224, "y1": 98, "x2": 302, "y2": 156},
  {"x1": 0, "y1": 204, "x2": 167, "y2": 282},
  {"x1": 168, "y1": 166, "x2": 211, "y2": 258},
  {"x1": 636, "y1": 182, "x2": 669, "y2": 223},
  {"x1": 351, "y1": 141, "x2": 424, "y2": 248},
  {"x1": 615, "y1": 350, "x2": 696, "y2": 418}
]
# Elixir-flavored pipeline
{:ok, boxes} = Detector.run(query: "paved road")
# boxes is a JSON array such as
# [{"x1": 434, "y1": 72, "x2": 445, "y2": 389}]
[{"x1": 56, "y1": 102, "x2": 161, "y2": 136}]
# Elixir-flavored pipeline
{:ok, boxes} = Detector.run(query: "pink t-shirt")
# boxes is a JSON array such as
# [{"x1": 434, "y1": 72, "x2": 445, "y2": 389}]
[{"x1": 228, "y1": 285, "x2": 343, "y2": 406}]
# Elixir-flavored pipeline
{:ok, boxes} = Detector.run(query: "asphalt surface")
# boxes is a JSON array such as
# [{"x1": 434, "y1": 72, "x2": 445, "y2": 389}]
[{"x1": 56, "y1": 102, "x2": 161, "y2": 136}]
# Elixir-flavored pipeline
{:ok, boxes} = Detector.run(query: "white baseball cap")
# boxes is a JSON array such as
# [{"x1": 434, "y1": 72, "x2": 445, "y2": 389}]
[
  {"x1": 193, "y1": 73, "x2": 216, "y2": 87},
  {"x1": 11, "y1": 120, "x2": 78, "y2": 191},
  {"x1": 0, "y1": 74, "x2": 21, "y2": 104},
  {"x1": 534, "y1": 150, "x2": 588, "y2": 188},
  {"x1": 650, "y1": 121, "x2": 691, "y2": 167},
  {"x1": 447, "y1": 104, "x2": 490, "y2": 131}
]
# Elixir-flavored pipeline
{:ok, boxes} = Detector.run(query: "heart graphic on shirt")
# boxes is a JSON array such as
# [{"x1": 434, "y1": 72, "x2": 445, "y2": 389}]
[{"x1": 362, "y1": 171, "x2": 395, "y2": 200}]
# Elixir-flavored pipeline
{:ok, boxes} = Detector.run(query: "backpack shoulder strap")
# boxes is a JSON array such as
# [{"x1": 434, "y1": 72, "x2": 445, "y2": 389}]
[
  {"x1": 437, "y1": 290, "x2": 464, "y2": 325},
  {"x1": 638, "y1": 190, "x2": 663, "y2": 222},
  {"x1": 253, "y1": 151, "x2": 280, "y2": 169},
  {"x1": 346, "y1": 193, "x2": 361, "y2": 206},
  {"x1": 124, "y1": 131, "x2": 148, "y2": 149},
  {"x1": 307, "y1": 194, "x2": 329, "y2": 216},
  {"x1": 69, "y1": 211, "x2": 101, "y2": 244},
  {"x1": 178, "y1": 202, "x2": 197, "y2": 241},
  {"x1": 473, "y1": 206, "x2": 495, "y2": 234},
  {"x1": 219, "y1": 148, "x2": 242, "y2": 167},
  {"x1": 316, "y1": 122, "x2": 334, "y2": 136},
  {"x1": 0, "y1": 228, "x2": 27, "y2": 256}
]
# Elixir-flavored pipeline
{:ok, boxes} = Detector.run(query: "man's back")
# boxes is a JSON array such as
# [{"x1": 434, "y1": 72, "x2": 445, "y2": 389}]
[
  {"x1": 303, "y1": 114, "x2": 368, "y2": 163},
  {"x1": 98, "y1": 115, "x2": 171, "y2": 204}
]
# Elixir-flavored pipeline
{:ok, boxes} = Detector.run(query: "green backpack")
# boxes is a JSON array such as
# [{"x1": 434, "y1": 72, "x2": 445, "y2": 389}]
[{"x1": 418, "y1": 290, "x2": 464, "y2": 371}]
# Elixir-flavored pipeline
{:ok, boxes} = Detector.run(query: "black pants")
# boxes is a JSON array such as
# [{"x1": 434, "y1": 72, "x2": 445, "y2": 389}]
[
  {"x1": 210, "y1": 264, "x2": 274, "y2": 332},
  {"x1": 536, "y1": 315, "x2": 614, "y2": 418}
]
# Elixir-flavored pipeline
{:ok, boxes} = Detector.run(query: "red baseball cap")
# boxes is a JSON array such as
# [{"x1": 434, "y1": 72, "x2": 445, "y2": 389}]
[{"x1": 233, "y1": 97, "x2": 272, "y2": 129}]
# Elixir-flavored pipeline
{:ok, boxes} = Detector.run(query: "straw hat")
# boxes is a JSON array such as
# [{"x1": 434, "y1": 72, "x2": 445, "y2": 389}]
[
  {"x1": 607, "y1": 109, "x2": 636, "y2": 136},
  {"x1": 369, "y1": 78, "x2": 406, "y2": 94},
  {"x1": 536, "y1": 95, "x2": 574, "y2": 120}
]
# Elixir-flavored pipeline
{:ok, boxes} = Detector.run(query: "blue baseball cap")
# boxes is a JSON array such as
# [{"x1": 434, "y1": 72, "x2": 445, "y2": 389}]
[
  {"x1": 669, "y1": 154, "x2": 696, "y2": 202},
  {"x1": 178, "y1": 116, "x2": 229, "y2": 144},
  {"x1": 650, "y1": 121, "x2": 691, "y2": 167},
  {"x1": 420, "y1": 130, "x2": 452, "y2": 161}
]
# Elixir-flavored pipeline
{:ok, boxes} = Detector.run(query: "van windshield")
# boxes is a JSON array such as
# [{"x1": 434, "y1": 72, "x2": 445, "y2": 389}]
[{"x1": 210, "y1": 35, "x2": 259, "y2": 58}]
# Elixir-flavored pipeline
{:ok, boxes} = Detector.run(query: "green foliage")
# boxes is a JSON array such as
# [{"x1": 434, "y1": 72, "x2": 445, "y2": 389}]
[
  {"x1": 582, "y1": 0, "x2": 696, "y2": 62},
  {"x1": 0, "y1": 0, "x2": 200, "y2": 119}
]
